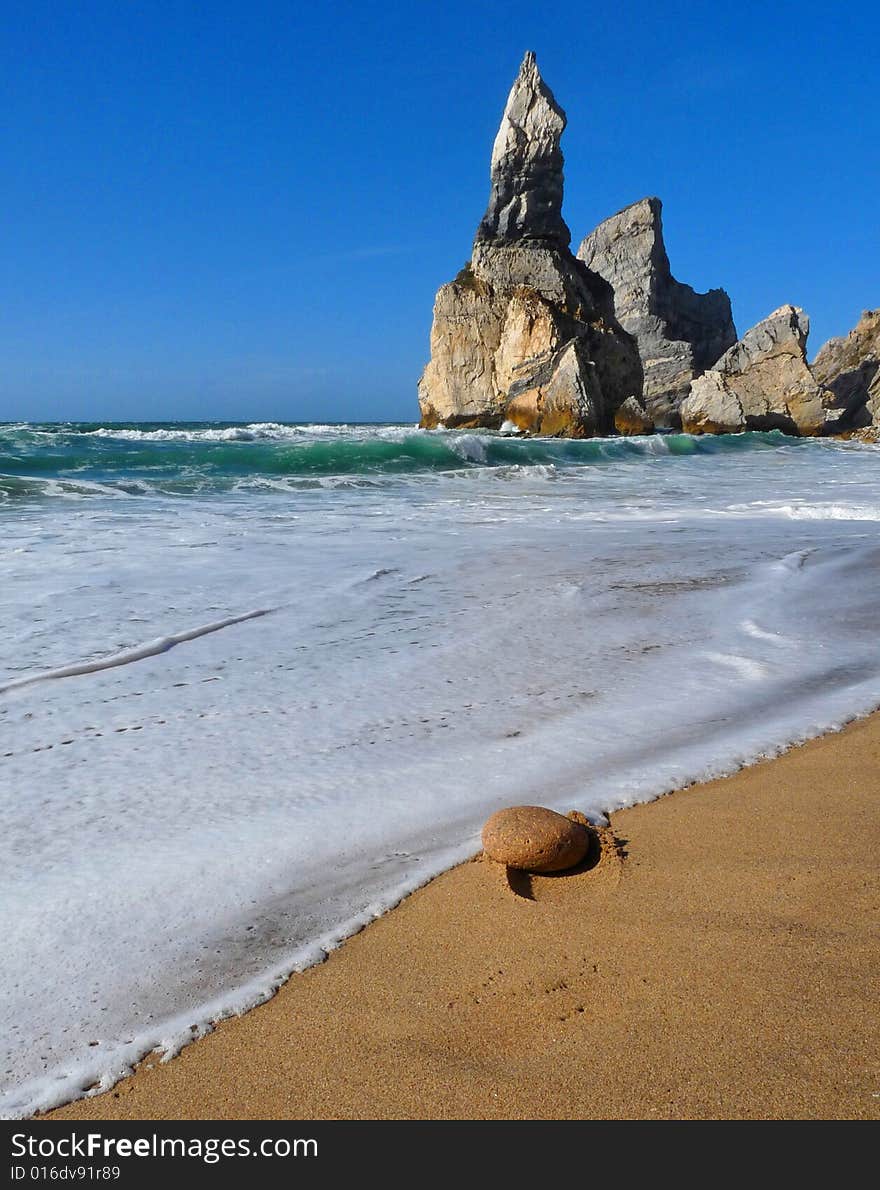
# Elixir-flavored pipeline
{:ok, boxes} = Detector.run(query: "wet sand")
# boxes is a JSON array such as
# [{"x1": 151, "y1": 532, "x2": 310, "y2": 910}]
[{"x1": 51, "y1": 715, "x2": 880, "y2": 1120}]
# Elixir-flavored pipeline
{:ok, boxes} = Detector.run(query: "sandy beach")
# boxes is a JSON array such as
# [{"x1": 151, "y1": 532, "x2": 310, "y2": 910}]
[{"x1": 50, "y1": 712, "x2": 880, "y2": 1121}]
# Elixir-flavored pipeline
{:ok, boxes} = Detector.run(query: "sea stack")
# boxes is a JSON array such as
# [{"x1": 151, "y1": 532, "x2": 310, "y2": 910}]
[
  {"x1": 577, "y1": 197, "x2": 736, "y2": 428},
  {"x1": 680, "y1": 305, "x2": 832, "y2": 436},
  {"x1": 418, "y1": 53, "x2": 642, "y2": 437}
]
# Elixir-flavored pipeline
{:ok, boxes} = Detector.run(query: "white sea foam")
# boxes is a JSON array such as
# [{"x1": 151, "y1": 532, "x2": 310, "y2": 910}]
[
  {"x1": 83, "y1": 422, "x2": 311, "y2": 442},
  {"x1": 74, "y1": 422, "x2": 422, "y2": 443},
  {"x1": 448, "y1": 434, "x2": 489, "y2": 462},
  {"x1": 2, "y1": 431, "x2": 880, "y2": 1117},
  {"x1": 740, "y1": 618, "x2": 788, "y2": 645},
  {"x1": 0, "y1": 608, "x2": 274, "y2": 695}
]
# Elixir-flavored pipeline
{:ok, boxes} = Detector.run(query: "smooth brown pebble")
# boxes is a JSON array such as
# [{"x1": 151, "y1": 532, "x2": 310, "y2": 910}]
[{"x1": 481, "y1": 805, "x2": 591, "y2": 873}]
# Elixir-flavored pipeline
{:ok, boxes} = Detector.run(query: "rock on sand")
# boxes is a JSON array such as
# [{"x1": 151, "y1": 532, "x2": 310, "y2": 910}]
[{"x1": 481, "y1": 805, "x2": 591, "y2": 872}]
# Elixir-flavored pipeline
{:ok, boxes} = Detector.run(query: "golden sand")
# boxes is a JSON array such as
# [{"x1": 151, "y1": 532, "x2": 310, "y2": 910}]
[{"x1": 51, "y1": 715, "x2": 880, "y2": 1120}]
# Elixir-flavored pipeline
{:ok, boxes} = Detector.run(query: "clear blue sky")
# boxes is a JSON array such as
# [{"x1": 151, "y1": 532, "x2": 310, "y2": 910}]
[{"x1": 1, "y1": 0, "x2": 877, "y2": 423}]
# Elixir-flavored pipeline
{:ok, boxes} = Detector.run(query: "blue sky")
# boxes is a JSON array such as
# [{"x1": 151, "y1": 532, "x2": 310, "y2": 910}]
[{"x1": 1, "y1": 0, "x2": 877, "y2": 422}]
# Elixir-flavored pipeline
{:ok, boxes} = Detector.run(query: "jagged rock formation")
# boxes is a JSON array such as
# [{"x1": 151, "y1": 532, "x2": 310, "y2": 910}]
[
  {"x1": 505, "y1": 337, "x2": 602, "y2": 436},
  {"x1": 680, "y1": 305, "x2": 832, "y2": 436},
  {"x1": 614, "y1": 395, "x2": 654, "y2": 436},
  {"x1": 418, "y1": 53, "x2": 642, "y2": 436},
  {"x1": 812, "y1": 310, "x2": 880, "y2": 430},
  {"x1": 577, "y1": 198, "x2": 736, "y2": 428},
  {"x1": 475, "y1": 51, "x2": 570, "y2": 248}
]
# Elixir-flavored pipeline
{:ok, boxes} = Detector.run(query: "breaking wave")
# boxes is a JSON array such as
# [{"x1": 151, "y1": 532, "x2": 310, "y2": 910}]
[{"x1": 0, "y1": 421, "x2": 849, "y2": 501}]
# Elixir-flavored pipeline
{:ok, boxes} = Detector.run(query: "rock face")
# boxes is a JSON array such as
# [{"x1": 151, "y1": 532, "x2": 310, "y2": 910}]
[
  {"x1": 505, "y1": 337, "x2": 602, "y2": 436},
  {"x1": 680, "y1": 305, "x2": 832, "y2": 436},
  {"x1": 614, "y1": 395, "x2": 654, "y2": 436},
  {"x1": 476, "y1": 51, "x2": 570, "y2": 248},
  {"x1": 812, "y1": 310, "x2": 880, "y2": 430},
  {"x1": 418, "y1": 53, "x2": 642, "y2": 436},
  {"x1": 577, "y1": 198, "x2": 736, "y2": 428},
  {"x1": 481, "y1": 806, "x2": 591, "y2": 872}
]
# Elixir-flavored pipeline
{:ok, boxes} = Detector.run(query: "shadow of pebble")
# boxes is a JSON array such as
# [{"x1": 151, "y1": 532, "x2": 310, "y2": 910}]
[{"x1": 502, "y1": 824, "x2": 627, "y2": 901}]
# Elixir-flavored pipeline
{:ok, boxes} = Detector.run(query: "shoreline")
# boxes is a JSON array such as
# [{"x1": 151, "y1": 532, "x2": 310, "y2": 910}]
[
  {"x1": 49, "y1": 712, "x2": 880, "y2": 1121},
  {"x1": 8, "y1": 428, "x2": 880, "y2": 1123}
]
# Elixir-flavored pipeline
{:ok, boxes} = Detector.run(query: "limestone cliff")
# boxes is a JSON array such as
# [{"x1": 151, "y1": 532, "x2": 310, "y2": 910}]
[
  {"x1": 680, "y1": 305, "x2": 832, "y2": 436},
  {"x1": 577, "y1": 198, "x2": 736, "y2": 427},
  {"x1": 812, "y1": 310, "x2": 880, "y2": 430},
  {"x1": 418, "y1": 53, "x2": 641, "y2": 436}
]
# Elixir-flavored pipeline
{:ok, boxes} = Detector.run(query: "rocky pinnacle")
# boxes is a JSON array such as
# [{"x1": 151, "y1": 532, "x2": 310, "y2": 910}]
[
  {"x1": 475, "y1": 51, "x2": 571, "y2": 249},
  {"x1": 577, "y1": 197, "x2": 736, "y2": 425}
]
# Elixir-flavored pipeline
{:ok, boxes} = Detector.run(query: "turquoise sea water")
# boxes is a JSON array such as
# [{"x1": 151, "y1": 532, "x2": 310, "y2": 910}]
[{"x1": 0, "y1": 420, "x2": 808, "y2": 498}]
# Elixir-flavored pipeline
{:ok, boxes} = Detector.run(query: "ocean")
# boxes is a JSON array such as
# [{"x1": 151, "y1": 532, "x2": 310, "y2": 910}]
[{"x1": 2, "y1": 420, "x2": 880, "y2": 1117}]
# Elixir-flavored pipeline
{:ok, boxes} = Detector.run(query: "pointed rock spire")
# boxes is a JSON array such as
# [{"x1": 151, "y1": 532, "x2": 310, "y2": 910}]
[
  {"x1": 418, "y1": 52, "x2": 642, "y2": 437},
  {"x1": 475, "y1": 51, "x2": 571, "y2": 249},
  {"x1": 577, "y1": 197, "x2": 736, "y2": 425}
]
